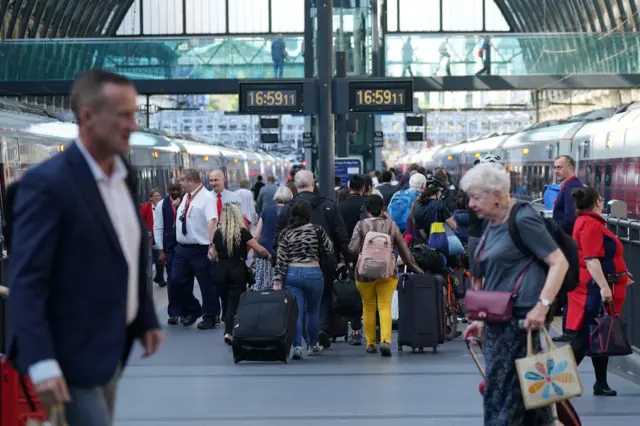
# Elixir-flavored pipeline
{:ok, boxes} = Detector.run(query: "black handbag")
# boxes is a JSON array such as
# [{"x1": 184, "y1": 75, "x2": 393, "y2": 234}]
[
  {"x1": 587, "y1": 303, "x2": 633, "y2": 357},
  {"x1": 332, "y1": 266, "x2": 362, "y2": 317}
]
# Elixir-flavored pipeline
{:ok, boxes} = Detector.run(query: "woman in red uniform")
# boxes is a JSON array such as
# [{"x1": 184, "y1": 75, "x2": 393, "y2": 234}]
[
  {"x1": 568, "y1": 187, "x2": 632, "y2": 396},
  {"x1": 140, "y1": 189, "x2": 165, "y2": 286}
]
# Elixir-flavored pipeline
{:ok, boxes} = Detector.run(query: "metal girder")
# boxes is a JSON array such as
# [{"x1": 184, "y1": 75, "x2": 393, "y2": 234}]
[{"x1": 5, "y1": 75, "x2": 640, "y2": 97}]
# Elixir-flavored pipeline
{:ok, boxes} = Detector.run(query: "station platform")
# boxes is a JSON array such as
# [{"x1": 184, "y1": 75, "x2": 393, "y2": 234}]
[{"x1": 114, "y1": 285, "x2": 640, "y2": 426}]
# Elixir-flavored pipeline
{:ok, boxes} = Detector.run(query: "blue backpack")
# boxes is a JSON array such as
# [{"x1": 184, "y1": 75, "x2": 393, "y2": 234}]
[{"x1": 387, "y1": 189, "x2": 420, "y2": 232}]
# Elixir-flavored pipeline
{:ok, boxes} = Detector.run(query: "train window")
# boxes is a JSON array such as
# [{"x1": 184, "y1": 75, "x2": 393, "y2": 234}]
[
  {"x1": 585, "y1": 165, "x2": 592, "y2": 186},
  {"x1": 605, "y1": 165, "x2": 612, "y2": 187},
  {"x1": 582, "y1": 141, "x2": 590, "y2": 159},
  {"x1": 594, "y1": 165, "x2": 602, "y2": 191}
]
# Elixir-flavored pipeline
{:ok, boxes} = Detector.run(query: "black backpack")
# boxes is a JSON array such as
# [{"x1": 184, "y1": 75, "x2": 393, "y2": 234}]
[{"x1": 507, "y1": 203, "x2": 579, "y2": 294}]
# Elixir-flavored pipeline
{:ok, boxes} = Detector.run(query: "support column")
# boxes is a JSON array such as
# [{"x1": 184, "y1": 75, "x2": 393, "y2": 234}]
[
  {"x1": 373, "y1": 115, "x2": 383, "y2": 171},
  {"x1": 317, "y1": 0, "x2": 334, "y2": 197},
  {"x1": 304, "y1": 0, "x2": 315, "y2": 79},
  {"x1": 335, "y1": 51, "x2": 348, "y2": 157}
]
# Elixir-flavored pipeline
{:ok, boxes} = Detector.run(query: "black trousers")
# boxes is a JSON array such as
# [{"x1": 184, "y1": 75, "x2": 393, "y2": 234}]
[
  {"x1": 216, "y1": 259, "x2": 248, "y2": 335},
  {"x1": 569, "y1": 324, "x2": 610, "y2": 386}
]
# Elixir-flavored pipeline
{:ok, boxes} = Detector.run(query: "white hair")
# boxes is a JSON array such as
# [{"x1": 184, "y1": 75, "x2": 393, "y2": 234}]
[
  {"x1": 273, "y1": 186, "x2": 293, "y2": 203},
  {"x1": 460, "y1": 163, "x2": 511, "y2": 194},
  {"x1": 294, "y1": 170, "x2": 314, "y2": 189},
  {"x1": 409, "y1": 173, "x2": 426, "y2": 190}
]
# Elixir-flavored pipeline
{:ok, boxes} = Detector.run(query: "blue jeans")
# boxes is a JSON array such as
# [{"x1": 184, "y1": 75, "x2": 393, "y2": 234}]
[
  {"x1": 273, "y1": 59, "x2": 284, "y2": 78},
  {"x1": 284, "y1": 266, "x2": 324, "y2": 348},
  {"x1": 65, "y1": 366, "x2": 120, "y2": 425}
]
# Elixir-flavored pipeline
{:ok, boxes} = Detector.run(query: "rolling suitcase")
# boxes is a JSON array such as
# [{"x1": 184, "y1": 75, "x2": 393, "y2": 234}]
[
  {"x1": 232, "y1": 290, "x2": 298, "y2": 364},
  {"x1": 397, "y1": 271, "x2": 445, "y2": 353}
]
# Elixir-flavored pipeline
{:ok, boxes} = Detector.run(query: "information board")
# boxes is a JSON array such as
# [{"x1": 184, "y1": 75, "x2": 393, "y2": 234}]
[
  {"x1": 238, "y1": 82, "x2": 304, "y2": 114},
  {"x1": 348, "y1": 79, "x2": 413, "y2": 113},
  {"x1": 335, "y1": 157, "x2": 363, "y2": 187}
]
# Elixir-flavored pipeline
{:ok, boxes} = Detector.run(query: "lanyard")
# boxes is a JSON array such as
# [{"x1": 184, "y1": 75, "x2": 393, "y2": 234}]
[
  {"x1": 554, "y1": 175, "x2": 576, "y2": 205},
  {"x1": 184, "y1": 185, "x2": 203, "y2": 217}
]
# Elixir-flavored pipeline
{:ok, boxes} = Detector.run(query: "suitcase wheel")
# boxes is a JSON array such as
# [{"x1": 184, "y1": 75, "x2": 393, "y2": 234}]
[
  {"x1": 282, "y1": 356, "x2": 289, "y2": 364},
  {"x1": 432, "y1": 346, "x2": 438, "y2": 353},
  {"x1": 398, "y1": 346, "x2": 403, "y2": 353},
  {"x1": 233, "y1": 356, "x2": 241, "y2": 364}
]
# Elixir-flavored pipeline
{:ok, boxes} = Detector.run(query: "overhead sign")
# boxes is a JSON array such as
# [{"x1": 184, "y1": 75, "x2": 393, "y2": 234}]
[
  {"x1": 335, "y1": 157, "x2": 363, "y2": 187},
  {"x1": 238, "y1": 82, "x2": 304, "y2": 114},
  {"x1": 348, "y1": 79, "x2": 413, "y2": 113}
]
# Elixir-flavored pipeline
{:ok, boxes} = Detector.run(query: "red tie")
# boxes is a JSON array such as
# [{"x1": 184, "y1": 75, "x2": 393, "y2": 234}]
[{"x1": 217, "y1": 193, "x2": 223, "y2": 224}]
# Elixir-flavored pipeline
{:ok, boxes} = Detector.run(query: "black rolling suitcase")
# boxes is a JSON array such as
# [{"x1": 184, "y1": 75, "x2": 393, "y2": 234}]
[
  {"x1": 232, "y1": 290, "x2": 298, "y2": 364},
  {"x1": 397, "y1": 271, "x2": 445, "y2": 353}
]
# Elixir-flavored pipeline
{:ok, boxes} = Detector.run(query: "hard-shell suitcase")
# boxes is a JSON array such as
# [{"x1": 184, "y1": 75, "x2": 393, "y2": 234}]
[
  {"x1": 397, "y1": 271, "x2": 445, "y2": 353},
  {"x1": 232, "y1": 290, "x2": 298, "y2": 364}
]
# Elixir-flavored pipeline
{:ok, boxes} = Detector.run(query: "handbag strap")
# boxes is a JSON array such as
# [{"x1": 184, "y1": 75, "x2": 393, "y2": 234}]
[{"x1": 526, "y1": 328, "x2": 557, "y2": 356}]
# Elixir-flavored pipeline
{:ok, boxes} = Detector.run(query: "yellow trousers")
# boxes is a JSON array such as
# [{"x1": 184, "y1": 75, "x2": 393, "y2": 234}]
[{"x1": 356, "y1": 277, "x2": 398, "y2": 346}]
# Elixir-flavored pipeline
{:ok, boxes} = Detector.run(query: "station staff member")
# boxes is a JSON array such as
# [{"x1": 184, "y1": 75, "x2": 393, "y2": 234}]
[
  {"x1": 173, "y1": 169, "x2": 220, "y2": 330},
  {"x1": 153, "y1": 181, "x2": 183, "y2": 325}
]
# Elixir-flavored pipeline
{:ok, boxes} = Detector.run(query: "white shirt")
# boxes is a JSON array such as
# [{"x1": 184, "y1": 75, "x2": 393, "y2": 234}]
[
  {"x1": 29, "y1": 140, "x2": 141, "y2": 385},
  {"x1": 235, "y1": 188, "x2": 255, "y2": 223},
  {"x1": 153, "y1": 199, "x2": 165, "y2": 250},
  {"x1": 176, "y1": 185, "x2": 217, "y2": 245}
]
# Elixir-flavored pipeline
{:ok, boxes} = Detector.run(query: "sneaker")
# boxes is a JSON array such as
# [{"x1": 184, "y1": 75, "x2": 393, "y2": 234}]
[
  {"x1": 366, "y1": 345, "x2": 378, "y2": 354},
  {"x1": 380, "y1": 342, "x2": 392, "y2": 357},
  {"x1": 348, "y1": 333, "x2": 363, "y2": 346},
  {"x1": 307, "y1": 344, "x2": 323, "y2": 356},
  {"x1": 318, "y1": 330, "x2": 332, "y2": 349},
  {"x1": 292, "y1": 346, "x2": 303, "y2": 360}
]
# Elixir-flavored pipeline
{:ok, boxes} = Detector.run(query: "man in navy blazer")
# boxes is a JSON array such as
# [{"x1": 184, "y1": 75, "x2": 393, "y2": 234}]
[{"x1": 7, "y1": 69, "x2": 163, "y2": 425}]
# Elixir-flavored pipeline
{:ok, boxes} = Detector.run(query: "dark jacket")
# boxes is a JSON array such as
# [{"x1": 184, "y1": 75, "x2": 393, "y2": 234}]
[
  {"x1": 552, "y1": 176, "x2": 583, "y2": 235},
  {"x1": 7, "y1": 143, "x2": 158, "y2": 387},
  {"x1": 275, "y1": 191, "x2": 352, "y2": 267},
  {"x1": 338, "y1": 193, "x2": 369, "y2": 238},
  {"x1": 376, "y1": 183, "x2": 400, "y2": 207}
]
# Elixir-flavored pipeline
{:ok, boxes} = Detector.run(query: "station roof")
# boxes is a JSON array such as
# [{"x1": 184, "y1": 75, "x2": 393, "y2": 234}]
[
  {"x1": 495, "y1": 0, "x2": 637, "y2": 33},
  {"x1": 0, "y1": 0, "x2": 134, "y2": 39},
  {"x1": 0, "y1": 0, "x2": 634, "y2": 40}
]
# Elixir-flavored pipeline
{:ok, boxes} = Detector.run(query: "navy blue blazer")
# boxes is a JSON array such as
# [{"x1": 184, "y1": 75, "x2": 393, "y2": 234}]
[{"x1": 6, "y1": 142, "x2": 159, "y2": 388}]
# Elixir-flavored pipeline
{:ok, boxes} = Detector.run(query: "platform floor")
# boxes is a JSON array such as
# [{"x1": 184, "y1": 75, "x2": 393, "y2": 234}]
[{"x1": 114, "y1": 285, "x2": 640, "y2": 425}]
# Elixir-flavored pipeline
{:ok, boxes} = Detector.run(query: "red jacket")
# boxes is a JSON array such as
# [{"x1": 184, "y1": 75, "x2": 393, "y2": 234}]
[{"x1": 140, "y1": 202, "x2": 154, "y2": 242}]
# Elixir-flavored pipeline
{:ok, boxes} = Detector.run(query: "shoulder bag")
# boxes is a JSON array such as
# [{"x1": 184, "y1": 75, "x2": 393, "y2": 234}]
[
  {"x1": 464, "y1": 225, "x2": 529, "y2": 324},
  {"x1": 587, "y1": 303, "x2": 633, "y2": 357}
]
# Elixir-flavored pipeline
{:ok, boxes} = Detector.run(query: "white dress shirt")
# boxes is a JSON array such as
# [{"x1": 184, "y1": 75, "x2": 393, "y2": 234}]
[
  {"x1": 176, "y1": 185, "x2": 217, "y2": 245},
  {"x1": 29, "y1": 140, "x2": 141, "y2": 385},
  {"x1": 235, "y1": 188, "x2": 255, "y2": 224},
  {"x1": 153, "y1": 198, "x2": 165, "y2": 250}
]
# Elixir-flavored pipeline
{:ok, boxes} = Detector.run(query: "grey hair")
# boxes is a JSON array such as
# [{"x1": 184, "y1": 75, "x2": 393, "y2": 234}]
[
  {"x1": 294, "y1": 170, "x2": 314, "y2": 189},
  {"x1": 273, "y1": 186, "x2": 293, "y2": 203},
  {"x1": 460, "y1": 163, "x2": 510, "y2": 195}
]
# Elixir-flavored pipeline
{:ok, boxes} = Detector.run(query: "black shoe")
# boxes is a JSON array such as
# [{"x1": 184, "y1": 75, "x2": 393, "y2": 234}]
[
  {"x1": 215, "y1": 316, "x2": 222, "y2": 324},
  {"x1": 167, "y1": 316, "x2": 179, "y2": 325},
  {"x1": 318, "y1": 330, "x2": 332, "y2": 349},
  {"x1": 197, "y1": 318, "x2": 216, "y2": 330},
  {"x1": 348, "y1": 333, "x2": 363, "y2": 346},
  {"x1": 180, "y1": 315, "x2": 198, "y2": 327},
  {"x1": 593, "y1": 383, "x2": 617, "y2": 396},
  {"x1": 154, "y1": 277, "x2": 167, "y2": 287},
  {"x1": 366, "y1": 345, "x2": 378, "y2": 354},
  {"x1": 380, "y1": 342, "x2": 392, "y2": 357}
]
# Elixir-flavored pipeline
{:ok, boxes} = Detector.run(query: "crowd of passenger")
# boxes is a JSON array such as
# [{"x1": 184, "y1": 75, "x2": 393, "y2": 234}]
[{"x1": 2, "y1": 69, "x2": 634, "y2": 426}]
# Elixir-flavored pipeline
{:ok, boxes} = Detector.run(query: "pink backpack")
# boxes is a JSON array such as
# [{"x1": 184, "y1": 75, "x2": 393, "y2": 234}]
[{"x1": 356, "y1": 219, "x2": 396, "y2": 282}]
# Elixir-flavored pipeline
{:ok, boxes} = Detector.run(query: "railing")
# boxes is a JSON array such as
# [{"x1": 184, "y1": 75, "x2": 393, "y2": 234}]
[
  {"x1": 385, "y1": 33, "x2": 639, "y2": 77},
  {"x1": 606, "y1": 216, "x2": 640, "y2": 352}
]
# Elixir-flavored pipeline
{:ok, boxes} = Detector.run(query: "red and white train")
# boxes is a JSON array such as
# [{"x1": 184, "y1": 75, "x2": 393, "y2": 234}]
[{"x1": 399, "y1": 105, "x2": 640, "y2": 218}]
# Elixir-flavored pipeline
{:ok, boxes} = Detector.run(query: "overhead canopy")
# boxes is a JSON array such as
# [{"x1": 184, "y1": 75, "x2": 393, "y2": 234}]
[{"x1": 0, "y1": 0, "x2": 135, "y2": 38}]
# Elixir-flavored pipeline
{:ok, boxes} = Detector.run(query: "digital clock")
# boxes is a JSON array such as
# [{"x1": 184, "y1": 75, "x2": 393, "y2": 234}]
[
  {"x1": 348, "y1": 79, "x2": 413, "y2": 113},
  {"x1": 239, "y1": 82, "x2": 304, "y2": 114}
]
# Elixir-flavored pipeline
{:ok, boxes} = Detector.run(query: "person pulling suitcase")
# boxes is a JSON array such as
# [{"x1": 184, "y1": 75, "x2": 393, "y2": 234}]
[{"x1": 347, "y1": 195, "x2": 422, "y2": 356}]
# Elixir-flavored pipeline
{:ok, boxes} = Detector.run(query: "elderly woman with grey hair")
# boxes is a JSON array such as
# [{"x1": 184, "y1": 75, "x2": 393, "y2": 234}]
[
  {"x1": 462, "y1": 163, "x2": 569, "y2": 426},
  {"x1": 252, "y1": 186, "x2": 293, "y2": 290}
]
